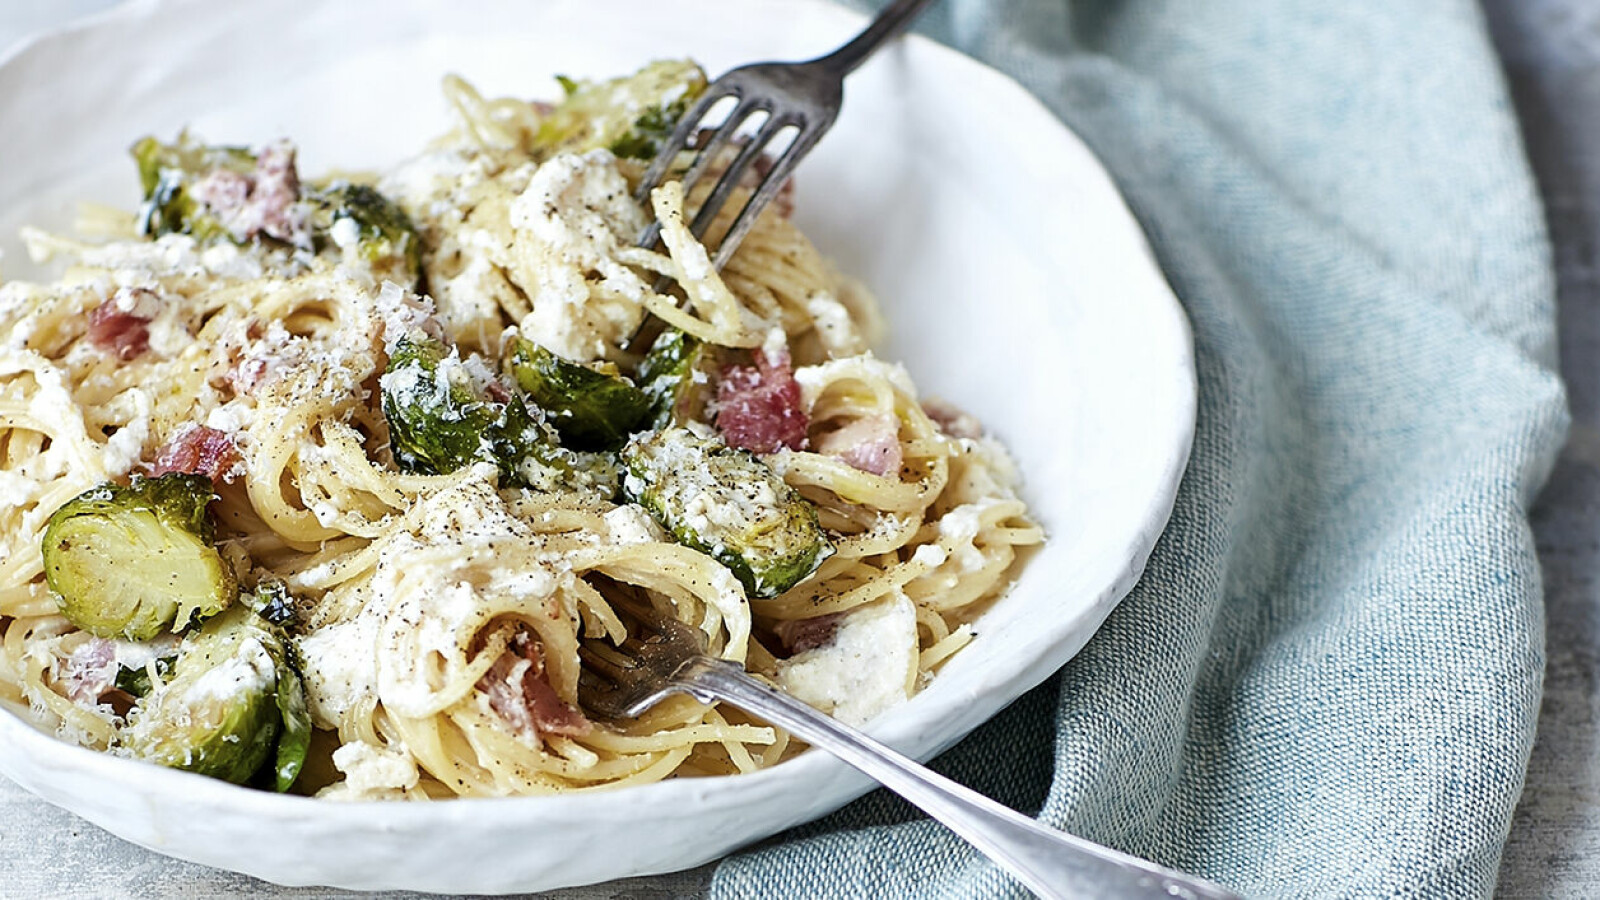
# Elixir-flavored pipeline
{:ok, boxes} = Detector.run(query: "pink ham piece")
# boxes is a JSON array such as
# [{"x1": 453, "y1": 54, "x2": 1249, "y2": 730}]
[
  {"x1": 814, "y1": 413, "x2": 902, "y2": 477},
  {"x1": 774, "y1": 612, "x2": 845, "y2": 655},
  {"x1": 149, "y1": 424, "x2": 242, "y2": 484},
  {"x1": 922, "y1": 398, "x2": 984, "y2": 440},
  {"x1": 59, "y1": 638, "x2": 119, "y2": 704},
  {"x1": 189, "y1": 140, "x2": 310, "y2": 247},
  {"x1": 86, "y1": 287, "x2": 158, "y2": 361},
  {"x1": 479, "y1": 632, "x2": 590, "y2": 746},
  {"x1": 716, "y1": 347, "x2": 808, "y2": 454}
]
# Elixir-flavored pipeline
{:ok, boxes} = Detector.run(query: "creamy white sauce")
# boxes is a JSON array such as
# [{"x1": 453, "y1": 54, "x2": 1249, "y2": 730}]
[
  {"x1": 296, "y1": 615, "x2": 380, "y2": 729},
  {"x1": 506, "y1": 150, "x2": 650, "y2": 362},
  {"x1": 101, "y1": 388, "x2": 152, "y2": 475},
  {"x1": 803, "y1": 292, "x2": 864, "y2": 358},
  {"x1": 775, "y1": 592, "x2": 919, "y2": 727},
  {"x1": 603, "y1": 504, "x2": 663, "y2": 545},
  {"x1": 188, "y1": 636, "x2": 276, "y2": 703},
  {"x1": 327, "y1": 741, "x2": 420, "y2": 798}
]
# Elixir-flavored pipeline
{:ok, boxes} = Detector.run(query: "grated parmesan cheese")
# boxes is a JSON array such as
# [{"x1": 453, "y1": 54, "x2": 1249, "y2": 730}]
[{"x1": 793, "y1": 354, "x2": 917, "y2": 413}]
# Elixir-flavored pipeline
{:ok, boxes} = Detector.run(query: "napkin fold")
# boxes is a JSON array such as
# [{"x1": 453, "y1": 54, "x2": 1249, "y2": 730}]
[{"x1": 713, "y1": 0, "x2": 1568, "y2": 896}]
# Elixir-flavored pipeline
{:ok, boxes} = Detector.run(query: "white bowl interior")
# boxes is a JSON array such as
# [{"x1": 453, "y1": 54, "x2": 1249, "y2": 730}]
[{"x1": 0, "y1": 0, "x2": 1194, "y2": 892}]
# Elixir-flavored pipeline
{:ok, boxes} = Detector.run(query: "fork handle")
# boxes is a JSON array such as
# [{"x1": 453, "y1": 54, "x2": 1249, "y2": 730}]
[
  {"x1": 677, "y1": 657, "x2": 1240, "y2": 900},
  {"x1": 811, "y1": 0, "x2": 939, "y2": 76}
]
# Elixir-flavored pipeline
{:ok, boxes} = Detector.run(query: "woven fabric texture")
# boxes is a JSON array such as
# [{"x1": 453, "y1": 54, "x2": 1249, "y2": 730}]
[{"x1": 712, "y1": 0, "x2": 1569, "y2": 896}]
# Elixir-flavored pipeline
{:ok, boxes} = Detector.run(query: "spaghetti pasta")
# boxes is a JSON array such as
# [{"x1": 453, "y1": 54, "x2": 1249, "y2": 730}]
[{"x1": 0, "y1": 64, "x2": 1041, "y2": 799}]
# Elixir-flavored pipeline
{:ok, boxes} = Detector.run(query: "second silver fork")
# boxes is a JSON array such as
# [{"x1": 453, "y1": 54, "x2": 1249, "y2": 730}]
[{"x1": 580, "y1": 612, "x2": 1242, "y2": 900}]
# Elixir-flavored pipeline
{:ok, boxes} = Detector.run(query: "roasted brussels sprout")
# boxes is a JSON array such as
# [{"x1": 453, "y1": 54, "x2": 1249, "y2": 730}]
[
  {"x1": 636, "y1": 328, "x2": 716, "y2": 430},
  {"x1": 383, "y1": 333, "x2": 524, "y2": 476},
  {"x1": 41, "y1": 474, "x2": 235, "y2": 641},
  {"x1": 307, "y1": 181, "x2": 422, "y2": 286},
  {"x1": 121, "y1": 604, "x2": 308, "y2": 790},
  {"x1": 508, "y1": 338, "x2": 650, "y2": 451},
  {"x1": 380, "y1": 335, "x2": 612, "y2": 493},
  {"x1": 534, "y1": 60, "x2": 708, "y2": 160},
  {"x1": 243, "y1": 579, "x2": 311, "y2": 790},
  {"x1": 621, "y1": 427, "x2": 833, "y2": 598},
  {"x1": 268, "y1": 638, "x2": 312, "y2": 792},
  {"x1": 132, "y1": 133, "x2": 257, "y2": 240},
  {"x1": 133, "y1": 134, "x2": 415, "y2": 287}
]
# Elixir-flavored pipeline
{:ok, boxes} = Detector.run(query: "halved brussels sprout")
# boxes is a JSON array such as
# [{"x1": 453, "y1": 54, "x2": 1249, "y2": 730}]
[
  {"x1": 269, "y1": 641, "x2": 312, "y2": 793},
  {"x1": 380, "y1": 334, "x2": 614, "y2": 494},
  {"x1": 132, "y1": 132, "x2": 257, "y2": 240},
  {"x1": 41, "y1": 474, "x2": 235, "y2": 641},
  {"x1": 508, "y1": 338, "x2": 650, "y2": 451},
  {"x1": 306, "y1": 181, "x2": 422, "y2": 286},
  {"x1": 534, "y1": 60, "x2": 708, "y2": 160},
  {"x1": 636, "y1": 328, "x2": 717, "y2": 430},
  {"x1": 121, "y1": 604, "x2": 306, "y2": 789},
  {"x1": 621, "y1": 427, "x2": 833, "y2": 598},
  {"x1": 382, "y1": 334, "x2": 531, "y2": 477}
]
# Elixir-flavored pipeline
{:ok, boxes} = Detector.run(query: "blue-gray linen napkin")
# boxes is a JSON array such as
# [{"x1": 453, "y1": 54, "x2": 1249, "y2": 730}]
[{"x1": 713, "y1": 0, "x2": 1570, "y2": 897}]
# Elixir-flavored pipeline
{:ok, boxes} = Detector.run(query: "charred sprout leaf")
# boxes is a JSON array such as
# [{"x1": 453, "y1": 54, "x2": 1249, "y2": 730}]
[
  {"x1": 637, "y1": 328, "x2": 717, "y2": 430},
  {"x1": 42, "y1": 474, "x2": 236, "y2": 641},
  {"x1": 122, "y1": 605, "x2": 291, "y2": 785},
  {"x1": 113, "y1": 654, "x2": 177, "y2": 699},
  {"x1": 131, "y1": 133, "x2": 256, "y2": 240},
  {"x1": 508, "y1": 338, "x2": 650, "y2": 451},
  {"x1": 307, "y1": 181, "x2": 422, "y2": 286},
  {"x1": 621, "y1": 427, "x2": 833, "y2": 598},
  {"x1": 534, "y1": 60, "x2": 707, "y2": 160},
  {"x1": 607, "y1": 101, "x2": 692, "y2": 161},
  {"x1": 270, "y1": 655, "x2": 311, "y2": 793},
  {"x1": 236, "y1": 579, "x2": 308, "y2": 789},
  {"x1": 247, "y1": 579, "x2": 298, "y2": 628},
  {"x1": 380, "y1": 335, "x2": 612, "y2": 494}
]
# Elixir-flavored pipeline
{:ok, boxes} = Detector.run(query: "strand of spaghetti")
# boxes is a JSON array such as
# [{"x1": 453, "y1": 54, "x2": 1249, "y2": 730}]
[{"x1": 645, "y1": 181, "x2": 764, "y2": 348}]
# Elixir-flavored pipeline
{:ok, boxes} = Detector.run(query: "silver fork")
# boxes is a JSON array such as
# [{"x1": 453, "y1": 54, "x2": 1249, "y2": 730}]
[
  {"x1": 579, "y1": 609, "x2": 1243, "y2": 900},
  {"x1": 632, "y1": 0, "x2": 937, "y2": 267}
]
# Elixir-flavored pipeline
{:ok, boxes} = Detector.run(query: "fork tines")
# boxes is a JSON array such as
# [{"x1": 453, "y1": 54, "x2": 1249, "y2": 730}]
[{"x1": 634, "y1": 64, "x2": 839, "y2": 271}]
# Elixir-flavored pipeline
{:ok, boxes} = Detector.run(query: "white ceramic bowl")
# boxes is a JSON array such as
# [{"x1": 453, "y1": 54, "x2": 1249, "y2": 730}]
[{"x1": 0, "y1": 0, "x2": 1194, "y2": 891}]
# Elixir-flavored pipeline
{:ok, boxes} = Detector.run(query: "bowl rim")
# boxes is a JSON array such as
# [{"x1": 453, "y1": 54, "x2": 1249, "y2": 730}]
[{"x1": 0, "y1": 0, "x2": 1196, "y2": 889}]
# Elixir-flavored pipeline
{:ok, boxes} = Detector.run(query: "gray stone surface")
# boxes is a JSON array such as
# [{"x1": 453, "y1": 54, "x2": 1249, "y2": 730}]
[
  {"x1": 1485, "y1": 0, "x2": 1600, "y2": 896},
  {"x1": 2, "y1": 1, "x2": 1597, "y2": 897}
]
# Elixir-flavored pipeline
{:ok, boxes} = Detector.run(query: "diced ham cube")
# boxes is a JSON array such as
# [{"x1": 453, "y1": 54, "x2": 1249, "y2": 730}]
[
  {"x1": 774, "y1": 612, "x2": 845, "y2": 655},
  {"x1": 479, "y1": 632, "x2": 590, "y2": 746},
  {"x1": 86, "y1": 287, "x2": 159, "y2": 361},
  {"x1": 60, "y1": 638, "x2": 118, "y2": 704},
  {"x1": 150, "y1": 424, "x2": 242, "y2": 484},
  {"x1": 188, "y1": 169, "x2": 251, "y2": 223},
  {"x1": 191, "y1": 140, "x2": 310, "y2": 247},
  {"x1": 716, "y1": 347, "x2": 808, "y2": 454},
  {"x1": 814, "y1": 413, "x2": 902, "y2": 477},
  {"x1": 228, "y1": 357, "x2": 273, "y2": 395}
]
